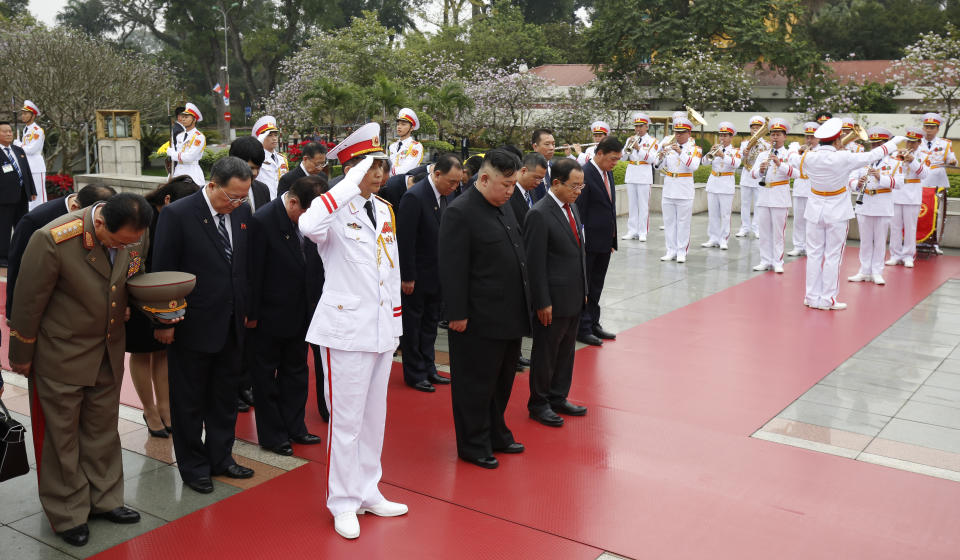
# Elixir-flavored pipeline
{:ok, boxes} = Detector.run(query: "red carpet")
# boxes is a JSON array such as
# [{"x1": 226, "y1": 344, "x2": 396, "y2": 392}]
[{"x1": 62, "y1": 250, "x2": 960, "y2": 558}]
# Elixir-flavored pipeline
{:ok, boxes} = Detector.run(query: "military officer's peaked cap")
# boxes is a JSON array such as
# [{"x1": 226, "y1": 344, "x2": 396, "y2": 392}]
[
  {"x1": 905, "y1": 126, "x2": 923, "y2": 141},
  {"x1": 327, "y1": 122, "x2": 387, "y2": 165},
  {"x1": 127, "y1": 271, "x2": 197, "y2": 321},
  {"x1": 923, "y1": 112, "x2": 944, "y2": 127},
  {"x1": 397, "y1": 108, "x2": 420, "y2": 130},
  {"x1": 183, "y1": 103, "x2": 203, "y2": 122},
  {"x1": 814, "y1": 118, "x2": 844, "y2": 141},
  {"x1": 253, "y1": 115, "x2": 280, "y2": 142},
  {"x1": 21, "y1": 100, "x2": 39, "y2": 116}
]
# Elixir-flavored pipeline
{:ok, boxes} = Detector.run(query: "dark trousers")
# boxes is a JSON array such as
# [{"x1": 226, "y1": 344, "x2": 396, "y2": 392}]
[
  {"x1": 310, "y1": 344, "x2": 330, "y2": 422},
  {"x1": 400, "y1": 288, "x2": 442, "y2": 385},
  {"x1": 168, "y1": 325, "x2": 242, "y2": 482},
  {"x1": 528, "y1": 314, "x2": 578, "y2": 413},
  {"x1": 448, "y1": 330, "x2": 520, "y2": 459},
  {"x1": 249, "y1": 330, "x2": 310, "y2": 448},
  {"x1": 0, "y1": 199, "x2": 27, "y2": 263},
  {"x1": 579, "y1": 250, "x2": 611, "y2": 336}
]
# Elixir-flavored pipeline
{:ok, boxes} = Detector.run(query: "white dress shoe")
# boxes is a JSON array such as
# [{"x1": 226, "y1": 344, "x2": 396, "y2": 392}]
[
  {"x1": 884, "y1": 258, "x2": 901, "y2": 266},
  {"x1": 719, "y1": 241, "x2": 728, "y2": 250},
  {"x1": 752, "y1": 231, "x2": 760, "y2": 239},
  {"x1": 334, "y1": 512, "x2": 360, "y2": 539},
  {"x1": 786, "y1": 248, "x2": 804, "y2": 257},
  {"x1": 821, "y1": 302, "x2": 847, "y2": 311},
  {"x1": 676, "y1": 254, "x2": 686, "y2": 263},
  {"x1": 847, "y1": 273, "x2": 869, "y2": 282},
  {"x1": 734, "y1": 230, "x2": 747, "y2": 238},
  {"x1": 660, "y1": 253, "x2": 676, "y2": 261},
  {"x1": 752, "y1": 263, "x2": 770, "y2": 271},
  {"x1": 904, "y1": 260, "x2": 914, "y2": 268},
  {"x1": 637, "y1": 234, "x2": 646, "y2": 242},
  {"x1": 804, "y1": 299, "x2": 817, "y2": 308},
  {"x1": 358, "y1": 500, "x2": 408, "y2": 517},
  {"x1": 773, "y1": 264, "x2": 784, "y2": 273},
  {"x1": 872, "y1": 275, "x2": 886, "y2": 285},
  {"x1": 701, "y1": 241, "x2": 718, "y2": 248},
  {"x1": 621, "y1": 234, "x2": 637, "y2": 240},
  {"x1": 659, "y1": 225, "x2": 665, "y2": 230}
]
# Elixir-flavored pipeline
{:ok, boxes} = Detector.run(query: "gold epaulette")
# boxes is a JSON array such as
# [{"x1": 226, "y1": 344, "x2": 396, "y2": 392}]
[
  {"x1": 373, "y1": 194, "x2": 392, "y2": 206},
  {"x1": 50, "y1": 219, "x2": 83, "y2": 244},
  {"x1": 10, "y1": 329, "x2": 36, "y2": 344}
]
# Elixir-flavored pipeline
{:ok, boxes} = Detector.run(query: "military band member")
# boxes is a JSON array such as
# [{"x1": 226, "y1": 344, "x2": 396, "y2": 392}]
[
  {"x1": 737, "y1": 115, "x2": 768, "y2": 238},
  {"x1": 166, "y1": 103, "x2": 206, "y2": 186},
  {"x1": 701, "y1": 121, "x2": 740, "y2": 250},
  {"x1": 656, "y1": 116, "x2": 701, "y2": 263},
  {"x1": 799, "y1": 118, "x2": 903, "y2": 310},
  {"x1": 16, "y1": 100, "x2": 46, "y2": 211},
  {"x1": 568, "y1": 121, "x2": 609, "y2": 165},
  {"x1": 786, "y1": 122, "x2": 819, "y2": 257},
  {"x1": 841, "y1": 118, "x2": 864, "y2": 153},
  {"x1": 253, "y1": 115, "x2": 288, "y2": 200},
  {"x1": 918, "y1": 112, "x2": 956, "y2": 253},
  {"x1": 389, "y1": 108, "x2": 424, "y2": 177},
  {"x1": 751, "y1": 118, "x2": 798, "y2": 273},
  {"x1": 622, "y1": 113, "x2": 658, "y2": 241},
  {"x1": 887, "y1": 126, "x2": 928, "y2": 268},
  {"x1": 848, "y1": 127, "x2": 901, "y2": 285},
  {"x1": 299, "y1": 123, "x2": 407, "y2": 540},
  {"x1": 815, "y1": 112, "x2": 833, "y2": 125}
]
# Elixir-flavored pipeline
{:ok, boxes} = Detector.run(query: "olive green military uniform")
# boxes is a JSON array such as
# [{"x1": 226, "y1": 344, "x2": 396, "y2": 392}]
[{"x1": 7, "y1": 206, "x2": 146, "y2": 531}]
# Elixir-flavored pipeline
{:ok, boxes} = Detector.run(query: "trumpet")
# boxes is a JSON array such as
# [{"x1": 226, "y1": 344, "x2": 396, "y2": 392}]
[
  {"x1": 658, "y1": 135, "x2": 678, "y2": 157},
  {"x1": 706, "y1": 143, "x2": 725, "y2": 159},
  {"x1": 623, "y1": 135, "x2": 642, "y2": 153}
]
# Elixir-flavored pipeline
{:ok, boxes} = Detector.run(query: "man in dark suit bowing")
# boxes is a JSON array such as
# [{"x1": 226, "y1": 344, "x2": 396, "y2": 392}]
[
  {"x1": 152, "y1": 156, "x2": 256, "y2": 493},
  {"x1": 576, "y1": 136, "x2": 623, "y2": 347},
  {"x1": 506, "y1": 152, "x2": 548, "y2": 230},
  {"x1": 277, "y1": 142, "x2": 328, "y2": 197},
  {"x1": 524, "y1": 158, "x2": 589, "y2": 428},
  {"x1": 0, "y1": 121, "x2": 37, "y2": 266},
  {"x1": 439, "y1": 149, "x2": 530, "y2": 470},
  {"x1": 397, "y1": 154, "x2": 462, "y2": 393}
]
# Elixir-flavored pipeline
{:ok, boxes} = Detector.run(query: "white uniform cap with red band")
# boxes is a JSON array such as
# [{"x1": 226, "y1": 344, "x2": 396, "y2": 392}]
[
  {"x1": 673, "y1": 117, "x2": 693, "y2": 132},
  {"x1": 633, "y1": 113, "x2": 650, "y2": 125},
  {"x1": 671, "y1": 111, "x2": 686, "y2": 120},
  {"x1": 769, "y1": 118, "x2": 789, "y2": 134},
  {"x1": 923, "y1": 112, "x2": 943, "y2": 127},
  {"x1": 866, "y1": 126, "x2": 892, "y2": 142},
  {"x1": 803, "y1": 122, "x2": 819, "y2": 135},
  {"x1": 905, "y1": 126, "x2": 924, "y2": 141},
  {"x1": 326, "y1": 122, "x2": 386, "y2": 165},
  {"x1": 841, "y1": 117, "x2": 855, "y2": 130},
  {"x1": 253, "y1": 115, "x2": 279, "y2": 143},
  {"x1": 814, "y1": 118, "x2": 844, "y2": 141},
  {"x1": 21, "y1": 100, "x2": 39, "y2": 117},
  {"x1": 748, "y1": 115, "x2": 765, "y2": 127},
  {"x1": 591, "y1": 121, "x2": 610, "y2": 135},
  {"x1": 183, "y1": 102, "x2": 203, "y2": 123},
  {"x1": 396, "y1": 108, "x2": 419, "y2": 131},
  {"x1": 717, "y1": 121, "x2": 736, "y2": 135}
]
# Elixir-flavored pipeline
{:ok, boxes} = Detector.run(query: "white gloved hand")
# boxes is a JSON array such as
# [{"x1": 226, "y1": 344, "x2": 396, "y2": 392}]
[
  {"x1": 166, "y1": 147, "x2": 176, "y2": 158},
  {"x1": 345, "y1": 155, "x2": 375, "y2": 185}
]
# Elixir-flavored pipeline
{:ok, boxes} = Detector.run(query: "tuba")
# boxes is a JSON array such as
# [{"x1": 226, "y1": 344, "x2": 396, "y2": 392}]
[
  {"x1": 685, "y1": 106, "x2": 708, "y2": 128},
  {"x1": 840, "y1": 123, "x2": 869, "y2": 147},
  {"x1": 742, "y1": 118, "x2": 770, "y2": 171}
]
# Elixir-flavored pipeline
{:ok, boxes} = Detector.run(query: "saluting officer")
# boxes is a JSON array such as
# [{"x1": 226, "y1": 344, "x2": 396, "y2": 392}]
[
  {"x1": 701, "y1": 121, "x2": 741, "y2": 250},
  {"x1": 16, "y1": 100, "x2": 46, "y2": 210},
  {"x1": 299, "y1": 123, "x2": 407, "y2": 540},
  {"x1": 389, "y1": 108, "x2": 424, "y2": 177},
  {"x1": 622, "y1": 113, "x2": 658, "y2": 241},
  {"x1": 253, "y1": 115, "x2": 288, "y2": 200},
  {"x1": 751, "y1": 118, "x2": 799, "y2": 274},
  {"x1": 167, "y1": 102, "x2": 206, "y2": 186},
  {"x1": 887, "y1": 126, "x2": 928, "y2": 268}
]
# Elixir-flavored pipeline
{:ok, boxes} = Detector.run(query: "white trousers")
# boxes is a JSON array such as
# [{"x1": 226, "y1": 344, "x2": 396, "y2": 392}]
[
  {"x1": 756, "y1": 206, "x2": 788, "y2": 267},
  {"x1": 889, "y1": 204, "x2": 921, "y2": 263},
  {"x1": 707, "y1": 192, "x2": 734, "y2": 244},
  {"x1": 663, "y1": 197, "x2": 693, "y2": 257},
  {"x1": 28, "y1": 171, "x2": 47, "y2": 211},
  {"x1": 320, "y1": 347, "x2": 393, "y2": 516},
  {"x1": 792, "y1": 197, "x2": 807, "y2": 251},
  {"x1": 805, "y1": 221, "x2": 848, "y2": 307},
  {"x1": 739, "y1": 186, "x2": 759, "y2": 233},
  {"x1": 857, "y1": 215, "x2": 890, "y2": 276},
  {"x1": 624, "y1": 182, "x2": 651, "y2": 237}
]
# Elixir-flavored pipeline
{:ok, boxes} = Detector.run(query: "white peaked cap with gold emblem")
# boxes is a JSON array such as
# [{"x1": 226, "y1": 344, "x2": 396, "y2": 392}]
[
  {"x1": 21, "y1": 100, "x2": 39, "y2": 116},
  {"x1": 327, "y1": 122, "x2": 387, "y2": 165},
  {"x1": 253, "y1": 115, "x2": 279, "y2": 143},
  {"x1": 397, "y1": 108, "x2": 419, "y2": 131},
  {"x1": 183, "y1": 102, "x2": 202, "y2": 122}
]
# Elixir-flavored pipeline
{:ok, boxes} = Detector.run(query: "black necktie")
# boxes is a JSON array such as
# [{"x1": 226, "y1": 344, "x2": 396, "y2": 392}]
[
  {"x1": 364, "y1": 200, "x2": 376, "y2": 229},
  {"x1": 929, "y1": 141, "x2": 933, "y2": 150},
  {"x1": 439, "y1": 194, "x2": 447, "y2": 216},
  {"x1": 216, "y1": 213, "x2": 233, "y2": 262}
]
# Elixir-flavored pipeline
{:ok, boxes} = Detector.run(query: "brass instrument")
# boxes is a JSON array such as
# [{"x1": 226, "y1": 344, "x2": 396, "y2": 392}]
[
  {"x1": 623, "y1": 134, "x2": 642, "y2": 153},
  {"x1": 840, "y1": 123, "x2": 869, "y2": 147},
  {"x1": 658, "y1": 134, "x2": 678, "y2": 158},
  {"x1": 706, "y1": 143, "x2": 725, "y2": 159},
  {"x1": 558, "y1": 142, "x2": 599, "y2": 150},
  {"x1": 742, "y1": 118, "x2": 770, "y2": 171},
  {"x1": 685, "y1": 106, "x2": 708, "y2": 128}
]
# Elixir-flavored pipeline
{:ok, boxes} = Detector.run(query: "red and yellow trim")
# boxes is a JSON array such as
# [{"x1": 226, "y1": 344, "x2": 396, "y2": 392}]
[
  {"x1": 811, "y1": 187, "x2": 847, "y2": 196},
  {"x1": 255, "y1": 123, "x2": 279, "y2": 136},
  {"x1": 335, "y1": 139, "x2": 384, "y2": 164},
  {"x1": 183, "y1": 107, "x2": 201, "y2": 120}
]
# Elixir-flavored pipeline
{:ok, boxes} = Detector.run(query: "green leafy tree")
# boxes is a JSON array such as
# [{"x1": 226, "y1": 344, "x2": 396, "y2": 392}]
[
  {"x1": 807, "y1": 0, "x2": 946, "y2": 60},
  {"x1": 0, "y1": 0, "x2": 28, "y2": 19},
  {"x1": 56, "y1": 0, "x2": 119, "y2": 36}
]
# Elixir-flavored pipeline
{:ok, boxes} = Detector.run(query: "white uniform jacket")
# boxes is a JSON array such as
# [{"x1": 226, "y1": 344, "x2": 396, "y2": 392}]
[
  {"x1": 299, "y1": 179, "x2": 402, "y2": 354},
  {"x1": 260, "y1": 151, "x2": 289, "y2": 199},
  {"x1": 788, "y1": 149, "x2": 812, "y2": 198},
  {"x1": 844, "y1": 141, "x2": 864, "y2": 153},
  {"x1": 849, "y1": 155, "x2": 902, "y2": 217},
  {"x1": 918, "y1": 137, "x2": 957, "y2": 188},
  {"x1": 389, "y1": 137, "x2": 424, "y2": 177},
  {"x1": 16, "y1": 122, "x2": 45, "y2": 176},
  {"x1": 752, "y1": 147, "x2": 798, "y2": 208},
  {"x1": 799, "y1": 139, "x2": 899, "y2": 224},
  {"x1": 893, "y1": 156, "x2": 927, "y2": 206},
  {"x1": 704, "y1": 145, "x2": 741, "y2": 195},
  {"x1": 739, "y1": 138, "x2": 769, "y2": 188},
  {"x1": 169, "y1": 128, "x2": 206, "y2": 186},
  {"x1": 623, "y1": 134, "x2": 658, "y2": 184},
  {"x1": 574, "y1": 145, "x2": 597, "y2": 166},
  {"x1": 656, "y1": 139, "x2": 701, "y2": 200}
]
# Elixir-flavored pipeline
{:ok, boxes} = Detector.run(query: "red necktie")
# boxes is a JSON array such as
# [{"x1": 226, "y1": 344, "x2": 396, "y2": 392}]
[
  {"x1": 601, "y1": 169, "x2": 611, "y2": 199},
  {"x1": 564, "y1": 203, "x2": 580, "y2": 246}
]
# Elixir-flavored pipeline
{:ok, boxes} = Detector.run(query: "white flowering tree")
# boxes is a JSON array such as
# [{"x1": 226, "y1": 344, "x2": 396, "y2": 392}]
[
  {"x1": 888, "y1": 24, "x2": 960, "y2": 136},
  {"x1": 788, "y1": 72, "x2": 900, "y2": 121},
  {"x1": 539, "y1": 85, "x2": 607, "y2": 145},
  {"x1": 458, "y1": 62, "x2": 549, "y2": 146},
  {"x1": 645, "y1": 40, "x2": 756, "y2": 113}
]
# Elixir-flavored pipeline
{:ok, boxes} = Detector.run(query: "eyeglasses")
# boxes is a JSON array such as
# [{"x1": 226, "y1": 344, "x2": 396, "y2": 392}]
[
  {"x1": 217, "y1": 184, "x2": 249, "y2": 205},
  {"x1": 564, "y1": 183, "x2": 585, "y2": 191}
]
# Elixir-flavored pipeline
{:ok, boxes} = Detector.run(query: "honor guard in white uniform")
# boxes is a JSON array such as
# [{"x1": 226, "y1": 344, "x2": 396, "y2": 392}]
[
  {"x1": 918, "y1": 112, "x2": 956, "y2": 253},
  {"x1": 388, "y1": 108, "x2": 423, "y2": 177},
  {"x1": 841, "y1": 118, "x2": 864, "y2": 153},
  {"x1": 298, "y1": 122, "x2": 407, "y2": 540},
  {"x1": 622, "y1": 113, "x2": 658, "y2": 241},
  {"x1": 799, "y1": 118, "x2": 903, "y2": 310},
  {"x1": 166, "y1": 103, "x2": 206, "y2": 186},
  {"x1": 569, "y1": 121, "x2": 609, "y2": 165},
  {"x1": 655, "y1": 116, "x2": 701, "y2": 263},
  {"x1": 887, "y1": 126, "x2": 928, "y2": 268},
  {"x1": 847, "y1": 127, "x2": 902, "y2": 285},
  {"x1": 701, "y1": 121, "x2": 741, "y2": 250},
  {"x1": 786, "y1": 122, "x2": 819, "y2": 256},
  {"x1": 751, "y1": 118, "x2": 798, "y2": 273},
  {"x1": 253, "y1": 115, "x2": 288, "y2": 199},
  {"x1": 737, "y1": 115, "x2": 768, "y2": 238},
  {"x1": 16, "y1": 100, "x2": 46, "y2": 210}
]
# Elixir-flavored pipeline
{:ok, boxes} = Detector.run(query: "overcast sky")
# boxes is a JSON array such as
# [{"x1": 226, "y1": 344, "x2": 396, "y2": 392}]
[{"x1": 30, "y1": 0, "x2": 66, "y2": 26}]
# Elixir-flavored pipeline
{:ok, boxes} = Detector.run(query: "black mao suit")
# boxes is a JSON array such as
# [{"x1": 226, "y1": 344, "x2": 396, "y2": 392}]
[
  {"x1": 152, "y1": 189, "x2": 251, "y2": 484},
  {"x1": 439, "y1": 186, "x2": 531, "y2": 460},
  {"x1": 577, "y1": 160, "x2": 617, "y2": 337},
  {"x1": 0, "y1": 143, "x2": 37, "y2": 265}
]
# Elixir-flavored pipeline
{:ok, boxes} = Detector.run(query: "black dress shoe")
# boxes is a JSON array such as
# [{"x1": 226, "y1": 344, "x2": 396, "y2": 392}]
[
  {"x1": 143, "y1": 415, "x2": 169, "y2": 438},
  {"x1": 552, "y1": 401, "x2": 588, "y2": 416},
  {"x1": 239, "y1": 387, "x2": 255, "y2": 407},
  {"x1": 410, "y1": 380, "x2": 435, "y2": 393},
  {"x1": 185, "y1": 477, "x2": 214, "y2": 494},
  {"x1": 237, "y1": 399, "x2": 250, "y2": 413},
  {"x1": 291, "y1": 433, "x2": 323, "y2": 445},
  {"x1": 460, "y1": 455, "x2": 499, "y2": 469},
  {"x1": 217, "y1": 464, "x2": 255, "y2": 479},
  {"x1": 576, "y1": 334, "x2": 603, "y2": 346},
  {"x1": 493, "y1": 442, "x2": 525, "y2": 454},
  {"x1": 57, "y1": 524, "x2": 89, "y2": 547},
  {"x1": 91, "y1": 506, "x2": 141, "y2": 524},
  {"x1": 263, "y1": 442, "x2": 293, "y2": 456},
  {"x1": 428, "y1": 372, "x2": 450, "y2": 385},
  {"x1": 529, "y1": 409, "x2": 564, "y2": 427},
  {"x1": 592, "y1": 326, "x2": 616, "y2": 340}
]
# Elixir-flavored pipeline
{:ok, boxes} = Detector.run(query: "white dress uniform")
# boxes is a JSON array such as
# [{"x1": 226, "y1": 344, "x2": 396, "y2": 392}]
[
  {"x1": 388, "y1": 137, "x2": 424, "y2": 177},
  {"x1": 167, "y1": 102, "x2": 206, "y2": 186},
  {"x1": 656, "y1": 119, "x2": 701, "y2": 262},
  {"x1": 751, "y1": 142, "x2": 799, "y2": 271},
  {"x1": 623, "y1": 117, "x2": 658, "y2": 240},
  {"x1": 18, "y1": 121, "x2": 46, "y2": 210},
  {"x1": 888, "y1": 129, "x2": 928, "y2": 267},
  {"x1": 843, "y1": 141, "x2": 864, "y2": 153},
  {"x1": 702, "y1": 127, "x2": 741, "y2": 249},
  {"x1": 799, "y1": 118, "x2": 901, "y2": 309},
  {"x1": 252, "y1": 115, "x2": 287, "y2": 199},
  {"x1": 848, "y1": 155, "x2": 900, "y2": 282},
  {"x1": 918, "y1": 136, "x2": 956, "y2": 188},
  {"x1": 738, "y1": 131, "x2": 768, "y2": 237},
  {"x1": 573, "y1": 120, "x2": 609, "y2": 166},
  {"x1": 298, "y1": 124, "x2": 404, "y2": 533},
  {"x1": 786, "y1": 123, "x2": 819, "y2": 256}
]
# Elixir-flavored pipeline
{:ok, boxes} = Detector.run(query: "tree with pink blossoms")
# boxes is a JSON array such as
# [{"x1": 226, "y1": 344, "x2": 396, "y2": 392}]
[{"x1": 889, "y1": 24, "x2": 960, "y2": 136}]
